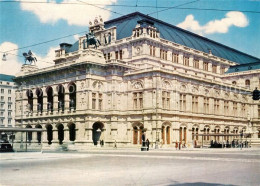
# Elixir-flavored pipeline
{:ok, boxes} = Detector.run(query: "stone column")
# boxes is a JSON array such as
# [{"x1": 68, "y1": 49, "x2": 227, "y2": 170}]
[
  {"x1": 199, "y1": 59, "x2": 203, "y2": 70},
  {"x1": 42, "y1": 129, "x2": 48, "y2": 143},
  {"x1": 32, "y1": 131, "x2": 37, "y2": 143},
  {"x1": 53, "y1": 93, "x2": 58, "y2": 113},
  {"x1": 33, "y1": 97, "x2": 38, "y2": 115},
  {"x1": 179, "y1": 52, "x2": 184, "y2": 65},
  {"x1": 64, "y1": 127, "x2": 70, "y2": 142},
  {"x1": 65, "y1": 93, "x2": 70, "y2": 112},
  {"x1": 43, "y1": 96, "x2": 47, "y2": 114},
  {"x1": 52, "y1": 128, "x2": 59, "y2": 144},
  {"x1": 189, "y1": 56, "x2": 194, "y2": 67},
  {"x1": 208, "y1": 63, "x2": 212, "y2": 72},
  {"x1": 167, "y1": 51, "x2": 171, "y2": 62}
]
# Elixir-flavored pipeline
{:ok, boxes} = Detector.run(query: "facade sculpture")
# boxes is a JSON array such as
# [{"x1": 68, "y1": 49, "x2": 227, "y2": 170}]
[{"x1": 14, "y1": 12, "x2": 260, "y2": 150}]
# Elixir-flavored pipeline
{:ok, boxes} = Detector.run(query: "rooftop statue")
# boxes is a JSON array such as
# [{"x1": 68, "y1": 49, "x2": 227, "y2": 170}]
[
  {"x1": 85, "y1": 32, "x2": 101, "y2": 49},
  {"x1": 23, "y1": 50, "x2": 37, "y2": 65}
]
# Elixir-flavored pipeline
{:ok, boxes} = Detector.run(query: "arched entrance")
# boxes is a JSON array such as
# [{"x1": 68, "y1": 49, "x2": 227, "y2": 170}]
[
  {"x1": 224, "y1": 126, "x2": 229, "y2": 141},
  {"x1": 26, "y1": 125, "x2": 32, "y2": 143},
  {"x1": 35, "y1": 124, "x2": 42, "y2": 144},
  {"x1": 68, "y1": 123, "x2": 76, "y2": 141},
  {"x1": 46, "y1": 124, "x2": 53, "y2": 145},
  {"x1": 162, "y1": 123, "x2": 171, "y2": 145},
  {"x1": 92, "y1": 122, "x2": 104, "y2": 145},
  {"x1": 57, "y1": 124, "x2": 64, "y2": 145},
  {"x1": 132, "y1": 123, "x2": 144, "y2": 145}
]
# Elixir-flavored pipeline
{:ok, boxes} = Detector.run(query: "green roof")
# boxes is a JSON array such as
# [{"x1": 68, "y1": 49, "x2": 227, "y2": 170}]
[
  {"x1": 104, "y1": 12, "x2": 259, "y2": 65},
  {"x1": 226, "y1": 62, "x2": 260, "y2": 73},
  {"x1": 65, "y1": 12, "x2": 259, "y2": 65},
  {"x1": 0, "y1": 74, "x2": 15, "y2": 82}
]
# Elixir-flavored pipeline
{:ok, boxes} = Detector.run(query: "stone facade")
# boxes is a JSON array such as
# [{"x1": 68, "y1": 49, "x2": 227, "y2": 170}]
[{"x1": 14, "y1": 14, "x2": 259, "y2": 150}]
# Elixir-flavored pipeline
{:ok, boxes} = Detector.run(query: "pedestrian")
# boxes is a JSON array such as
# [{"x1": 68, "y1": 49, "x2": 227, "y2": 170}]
[
  {"x1": 175, "y1": 141, "x2": 178, "y2": 150},
  {"x1": 114, "y1": 139, "x2": 117, "y2": 148},
  {"x1": 178, "y1": 142, "x2": 181, "y2": 150},
  {"x1": 146, "y1": 139, "x2": 150, "y2": 151}
]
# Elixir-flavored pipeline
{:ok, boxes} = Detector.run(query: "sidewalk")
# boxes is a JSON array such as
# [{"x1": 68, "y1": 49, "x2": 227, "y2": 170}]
[{"x1": 1, "y1": 147, "x2": 259, "y2": 161}]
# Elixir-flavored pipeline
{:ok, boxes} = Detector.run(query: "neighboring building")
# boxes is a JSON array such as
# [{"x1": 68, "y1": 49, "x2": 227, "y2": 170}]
[
  {"x1": 224, "y1": 62, "x2": 260, "y2": 141},
  {"x1": 0, "y1": 74, "x2": 16, "y2": 128},
  {"x1": 14, "y1": 12, "x2": 260, "y2": 150}
]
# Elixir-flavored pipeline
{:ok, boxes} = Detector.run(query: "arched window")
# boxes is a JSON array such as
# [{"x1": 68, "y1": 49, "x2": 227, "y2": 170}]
[
  {"x1": 46, "y1": 87, "x2": 53, "y2": 112},
  {"x1": 68, "y1": 123, "x2": 76, "y2": 141},
  {"x1": 232, "y1": 81, "x2": 237, "y2": 85},
  {"x1": 57, "y1": 85, "x2": 65, "y2": 112},
  {"x1": 162, "y1": 124, "x2": 171, "y2": 145},
  {"x1": 36, "y1": 88, "x2": 43, "y2": 113},
  {"x1": 46, "y1": 125, "x2": 53, "y2": 145},
  {"x1": 68, "y1": 82, "x2": 76, "y2": 111},
  {"x1": 26, "y1": 90, "x2": 33, "y2": 112},
  {"x1": 192, "y1": 126, "x2": 199, "y2": 141},
  {"x1": 224, "y1": 127, "x2": 229, "y2": 141},
  {"x1": 57, "y1": 124, "x2": 64, "y2": 145},
  {"x1": 245, "y1": 79, "x2": 250, "y2": 88}
]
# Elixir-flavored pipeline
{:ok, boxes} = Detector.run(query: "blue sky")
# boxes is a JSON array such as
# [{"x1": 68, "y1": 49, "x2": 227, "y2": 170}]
[{"x1": 0, "y1": 0, "x2": 259, "y2": 75}]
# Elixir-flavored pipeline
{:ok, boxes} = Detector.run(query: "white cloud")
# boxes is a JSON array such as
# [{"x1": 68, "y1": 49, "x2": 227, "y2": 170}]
[
  {"x1": 177, "y1": 11, "x2": 249, "y2": 35},
  {"x1": 0, "y1": 42, "x2": 57, "y2": 76},
  {"x1": 19, "y1": 0, "x2": 117, "y2": 26},
  {"x1": 33, "y1": 47, "x2": 56, "y2": 69},
  {"x1": 0, "y1": 42, "x2": 22, "y2": 76},
  {"x1": 73, "y1": 34, "x2": 80, "y2": 40}
]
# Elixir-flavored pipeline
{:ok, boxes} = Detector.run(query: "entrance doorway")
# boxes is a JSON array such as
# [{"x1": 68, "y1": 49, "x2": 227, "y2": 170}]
[{"x1": 92, "y1": 122, "x2": 104, "y2": 145}]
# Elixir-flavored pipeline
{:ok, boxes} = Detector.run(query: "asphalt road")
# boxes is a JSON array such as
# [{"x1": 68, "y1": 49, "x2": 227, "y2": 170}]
[{"x1": 1, "y1": 150, "x2": 260, "y2": 186}]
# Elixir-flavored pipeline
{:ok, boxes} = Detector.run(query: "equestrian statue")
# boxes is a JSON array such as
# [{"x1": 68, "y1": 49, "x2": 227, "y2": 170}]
[
  {"x1": 23, "y1": 50, "x2": 37, "y2": 65},
  {"x1": 85, "y1": 32, "x2": 101, "y2": 49}
]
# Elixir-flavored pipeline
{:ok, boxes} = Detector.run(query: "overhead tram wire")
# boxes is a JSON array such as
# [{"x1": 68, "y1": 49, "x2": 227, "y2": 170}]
[
  {"x1": 0, "y1": 50, "x2": 91, "y2": 74},
  {"x1": 3, "y1": 31, "x2": 87, "y2": 53},
  {"x1": 147, "y1": 0, "x2": 200, "y2": 16},
  {"x1": 1, "y1": 1, "x2": 127, "y2": 54},
  {"x1": 76, "y1": 0, "x2": 124, "y2": 16},
  {"x1": 1, "y1": 1, "x2": 260, "y2": 13}
]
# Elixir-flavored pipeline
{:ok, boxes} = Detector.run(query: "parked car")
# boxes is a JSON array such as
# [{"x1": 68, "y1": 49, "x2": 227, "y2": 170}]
[{"x1": 0, "y1": 139, "x2": 14, "y2": 152}]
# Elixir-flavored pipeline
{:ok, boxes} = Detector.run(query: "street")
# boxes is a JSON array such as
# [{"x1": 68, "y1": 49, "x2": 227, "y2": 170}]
[{"x1": 1, "y1": 149, "x2": 260, "y2": 186}]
